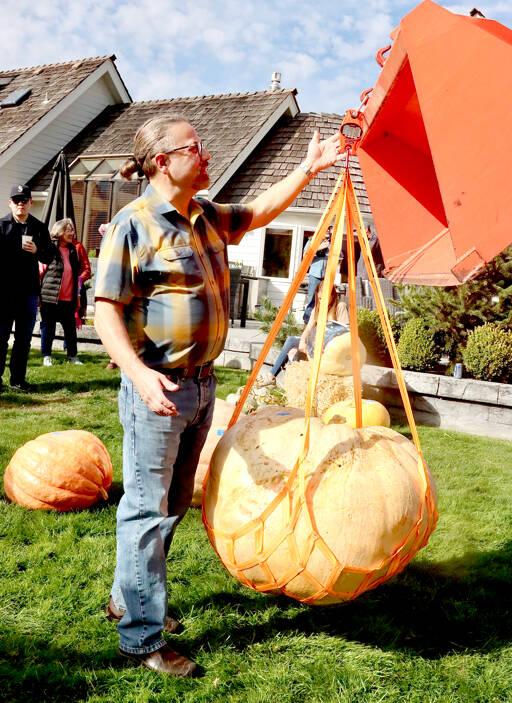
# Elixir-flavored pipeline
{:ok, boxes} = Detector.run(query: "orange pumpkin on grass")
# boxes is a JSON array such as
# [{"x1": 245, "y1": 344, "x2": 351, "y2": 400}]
[
  {"x1": 191, "y1": 398, "x2": 234, "y2": 507},
  {"x1": 4, "y1": 430, "x2": 113, "y2": 511}
]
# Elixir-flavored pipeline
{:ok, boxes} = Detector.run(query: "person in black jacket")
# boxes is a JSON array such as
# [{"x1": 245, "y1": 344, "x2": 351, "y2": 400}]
[
  {"x1": 40, "y1": 218, "x2": 84, "y2": 366},
  {"x1": 0, "y1": 185, "x2": 54, "y2": 391}
]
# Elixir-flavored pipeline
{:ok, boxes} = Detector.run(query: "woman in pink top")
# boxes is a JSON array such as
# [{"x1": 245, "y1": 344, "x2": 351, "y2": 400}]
[{"x1": 40, "y1": 219, "x2": 83, "y2": 366}]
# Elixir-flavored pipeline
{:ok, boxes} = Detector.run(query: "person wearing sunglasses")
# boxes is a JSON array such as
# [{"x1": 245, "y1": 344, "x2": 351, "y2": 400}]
[
  {"x1": 94, "y1": 114, "x2": 343, "y2": 676},
  {"x1": 0, "y1": 185, "x2": 54, "y2": 392}
]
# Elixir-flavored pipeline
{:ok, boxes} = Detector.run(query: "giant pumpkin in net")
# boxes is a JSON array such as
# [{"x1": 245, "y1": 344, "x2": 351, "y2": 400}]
[
  {"x1": 191, "y1": 398, "x2": 234, "y2": 507},
  {"x1": 4, "y1": 430, "x2": 113, "y2": 511},
  {"x1": 203, "y1": 406, "x2": 437, "y2": 604}
]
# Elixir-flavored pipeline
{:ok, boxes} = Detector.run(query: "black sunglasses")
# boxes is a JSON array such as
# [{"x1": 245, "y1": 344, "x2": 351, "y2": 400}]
[
  {"x1": 12, "y1": 197, "x2": 29, "y2": 204},
  {"x1": 158, "y1": 141, "x2": 203, "y2": 159}
]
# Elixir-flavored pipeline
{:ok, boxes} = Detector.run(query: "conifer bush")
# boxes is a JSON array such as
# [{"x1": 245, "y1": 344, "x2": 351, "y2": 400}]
[
  {"x1": 395, "y1": 246, "x2": 512, "y2": 362},
  {"x1": 462, "y1": 323, "x2": 512, "y2": 383},
  {"x1": 357, "y1": 309, "x2": 400, "y2": 366},
  {"x1": 254, "y1": 296, "x2": 303, "y2": 348},
  {"x1": 397, "y1": 318, "x2": 444, "y2": 372}
]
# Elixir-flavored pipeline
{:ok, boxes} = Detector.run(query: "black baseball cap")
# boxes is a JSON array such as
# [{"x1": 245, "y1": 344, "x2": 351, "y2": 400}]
[{"x1": 10, "y1": 184, "x2": 31, "y2": 200}]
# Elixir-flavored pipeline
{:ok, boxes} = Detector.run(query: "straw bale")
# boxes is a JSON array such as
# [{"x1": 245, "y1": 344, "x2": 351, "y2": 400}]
[{"x1": 283, "y1": 360, "x2": 360, "y2": 416}]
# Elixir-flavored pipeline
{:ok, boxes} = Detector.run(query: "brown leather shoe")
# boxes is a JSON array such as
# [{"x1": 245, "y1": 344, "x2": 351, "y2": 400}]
[
  {"x1": 119, "y1": 643, "x2": 197, "y2": 676},
  {"x1": 106, "y1": 597, "x2": 183, "y2": 634}
]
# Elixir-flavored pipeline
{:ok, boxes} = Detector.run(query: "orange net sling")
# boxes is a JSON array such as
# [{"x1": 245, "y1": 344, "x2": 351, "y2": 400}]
[{"x1": 202, "y1": 157, "x2": 438, "y2": 603}]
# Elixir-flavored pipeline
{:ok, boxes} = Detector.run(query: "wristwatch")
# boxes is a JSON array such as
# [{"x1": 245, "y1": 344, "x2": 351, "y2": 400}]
[{"x1": 299, "y1": 161, "x2": 313, "y2": 177}]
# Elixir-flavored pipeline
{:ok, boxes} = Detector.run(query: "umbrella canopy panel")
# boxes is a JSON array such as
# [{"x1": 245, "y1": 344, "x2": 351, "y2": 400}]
[
  {"x1": 358, "y1": 0, "x2": 512, "y2": 285},
  {"x1": 42, "y1": 152, "x2": 75, "y2": 231}
]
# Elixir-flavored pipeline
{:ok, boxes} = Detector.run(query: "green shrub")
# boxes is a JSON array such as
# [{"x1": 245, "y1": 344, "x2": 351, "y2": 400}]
[
  {"x1": 394, "y1": 246, "x2": 512, "y2": 362},
  {"x1": 397, "y1": 317, "x2": 443, "y2": 372},
  {"x1": 357, "y1": 308, "x2": 401, "y2": 366},
  {"x1": 254, "y1": 296, "x2": 304, "y2": 348},
  {"x1": 462, "y1": 323, "x2": 512, "y2": 383}
]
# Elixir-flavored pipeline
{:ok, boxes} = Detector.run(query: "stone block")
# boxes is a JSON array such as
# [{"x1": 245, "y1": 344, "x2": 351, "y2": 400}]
[
  {"x1": 225, "y1": 338, "x2": 251, "y2": 353},
  {"x1": 214, "y1": 352, "x2": 226, "y2": 367},
  {"x1": 402, "y1": 370, "x2": 439, "y2": 395},
  {"x1": 223, "y1": 352, "x2": 252, "y2": 371},
  {"x1": 361, "y1": 365, "x2": 395, "y2": 388},
  {"x1": 460, "y1": 379, "x2": 499, "y2": 404},
  {"x1": 488, "y1": 405, "x2": 512, "y2": 426},
  {"x1": 497, "y1": 384, "x2": 512, "y2": 408}
]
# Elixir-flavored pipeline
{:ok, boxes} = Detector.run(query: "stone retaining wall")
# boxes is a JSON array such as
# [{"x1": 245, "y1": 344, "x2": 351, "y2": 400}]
[
  {"x1": 228, "y1": 338, "x2": 511, "y2": 439},
  {"x1": 35, "y1": 323, "x2": 511, "y2": 441},
  {"x1": 360, "y1": 365, "x2": 512, "y2": 441}
]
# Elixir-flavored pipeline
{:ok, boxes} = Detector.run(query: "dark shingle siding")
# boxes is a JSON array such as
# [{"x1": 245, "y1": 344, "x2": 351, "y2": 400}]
[
  {"x1": 27, "y1": 82, "x2": 370, "y2": 216},
  {"x1": 0, "y1": 56, "x2": 115, "y2": 155},
  {"x1": 217, "y1": 112, "x2": 371, "y2": 215},
  {"x1": 30, "y1": 89, "x2": 298, "y2": 191}
]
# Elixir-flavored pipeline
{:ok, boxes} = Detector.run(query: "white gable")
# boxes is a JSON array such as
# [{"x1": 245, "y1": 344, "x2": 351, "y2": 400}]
[{"x1": 0, "y1": 60, "x2": 130, "y2": 208}]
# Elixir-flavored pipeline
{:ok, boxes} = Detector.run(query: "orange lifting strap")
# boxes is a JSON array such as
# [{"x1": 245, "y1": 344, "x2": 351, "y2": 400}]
[{"x1": 202, "y1": 156, "x2": 437, "y2": 603}]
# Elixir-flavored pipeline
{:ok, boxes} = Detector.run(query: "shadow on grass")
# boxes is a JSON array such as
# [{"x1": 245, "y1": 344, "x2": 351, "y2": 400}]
[
  {"x1": 0, "y1": 640, "x2": 117, "y2": 703},
  {"x1": 0, "y1": 543, "x2": 509, "y2": 701},
  {"x1": 188, "y1": 540, "x2": 512, "y2": 659},
  {"x1": 89, "y1": 480, "x2": 124, "y2": 509},
  {"x1": 0, "y1": 382, "x2": 120, "y2": 411}
]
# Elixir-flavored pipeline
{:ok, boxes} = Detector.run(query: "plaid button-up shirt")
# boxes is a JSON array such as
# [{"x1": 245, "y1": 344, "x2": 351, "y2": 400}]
[{"x1": 95, "y1": 184, "x2": 252, "y2": 369}]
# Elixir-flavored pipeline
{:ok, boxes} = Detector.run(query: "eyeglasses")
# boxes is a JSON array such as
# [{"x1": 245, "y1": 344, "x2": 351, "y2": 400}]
[
  {"x1": 159, "y1": 141, "x2": 204, "y2": 160},
  {"x1": 12, "y1": 197, "x2": 29, "y2": 204}
]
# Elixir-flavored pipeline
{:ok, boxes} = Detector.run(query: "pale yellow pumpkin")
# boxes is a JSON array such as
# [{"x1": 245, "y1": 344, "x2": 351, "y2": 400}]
[
  {"x1": 4, "y1": 430, "x2": 113, "y2": 511},
  {"x1": 310, "y1": 330, "x2": 367, "y2": 376},
  {"x1": 203, "y1": 406, "x2": 437, "y2": 605},
  {"x1": 323, "y1": 399, "x2": 391, "y2": 428},
  {"x1": 191, "y1": 398, "x2": 234, "y2": 507}
]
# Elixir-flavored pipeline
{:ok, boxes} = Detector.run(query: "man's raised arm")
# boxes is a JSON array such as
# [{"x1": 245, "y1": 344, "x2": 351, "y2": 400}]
[{"x1": 247, "y1": 131, "x2": 343, "y2": 231}]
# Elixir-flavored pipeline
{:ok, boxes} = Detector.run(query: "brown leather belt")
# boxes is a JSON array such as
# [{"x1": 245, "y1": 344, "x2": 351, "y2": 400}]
[{"x1": 164, "y1": 361, "x2": 214, "y2": 381}]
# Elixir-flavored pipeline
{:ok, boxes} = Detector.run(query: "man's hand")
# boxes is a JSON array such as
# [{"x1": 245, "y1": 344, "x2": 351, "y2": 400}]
[
  {"x1": 306, "y1": 130, "x2": 343, "y2": 174},
  {"x1": 132, "y1": 366, "x2": 180, "y2": 416},
  {"x1": 22, "y1": 240, "x2": 37, "y2": 254},
  {"x1": 318, "y1": 235, "x2": 330, "y2": 251},
  {"x1": 248, "y1": 129, "x2": 344, "y2": 231},
  {"x1": 95, "y1": 298, "x2": 180, "y2": 417}
]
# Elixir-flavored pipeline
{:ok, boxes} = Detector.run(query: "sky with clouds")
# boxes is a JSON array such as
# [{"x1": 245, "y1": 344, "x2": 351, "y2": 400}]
[{"x1": 1, "y1": 0, "x2": 511, "y2": 114}]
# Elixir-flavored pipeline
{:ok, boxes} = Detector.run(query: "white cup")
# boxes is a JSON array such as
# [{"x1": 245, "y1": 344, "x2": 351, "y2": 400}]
[{"x1": 22, "y1": 234, "x2": 32, "y2": 246}]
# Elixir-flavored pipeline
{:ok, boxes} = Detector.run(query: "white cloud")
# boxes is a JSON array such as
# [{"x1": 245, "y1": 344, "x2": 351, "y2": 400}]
[
  {"x1": 445, "y1": 2, "x2": 512, "y2": 17},
  {"x1": 0, "y1": 0, "x2": 510, "y2": 114}
]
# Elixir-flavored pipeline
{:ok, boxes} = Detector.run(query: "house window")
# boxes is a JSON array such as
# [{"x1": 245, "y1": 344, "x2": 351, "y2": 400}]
[
  {"x1": 69, "y1": 156, "x2": 145, "y2": 252},
  {"x1": 261, "y1": 227, "x2": 293, "y2": 279}
]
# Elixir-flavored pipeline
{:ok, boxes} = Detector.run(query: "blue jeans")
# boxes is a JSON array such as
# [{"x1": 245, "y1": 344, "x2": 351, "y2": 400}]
[
  {"x1": 112, "y1": 371, "x2": 216, "y2": 654},
  {"x1": 303, "y1": 274, "x2": 322, "y2": 323},
  {"x1": 0, "y1": 294, "x2": 38, "y2": 385},
  {"x1": 270, "y1": 335, "x2": 300, "y2": 377}
]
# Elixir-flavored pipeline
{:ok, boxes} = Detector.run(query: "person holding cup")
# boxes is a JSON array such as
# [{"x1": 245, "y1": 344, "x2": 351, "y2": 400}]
[{"x1": 0, "y1": 185, "x2": 54, "y2": 392}]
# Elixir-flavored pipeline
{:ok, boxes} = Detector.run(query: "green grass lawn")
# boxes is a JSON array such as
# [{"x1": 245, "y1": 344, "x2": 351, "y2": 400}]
[{"x1": 0, "y1": 351, "x2": 511, "y2": 703}]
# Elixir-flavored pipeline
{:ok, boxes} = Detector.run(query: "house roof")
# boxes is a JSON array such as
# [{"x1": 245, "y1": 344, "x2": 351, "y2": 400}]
[
  {"x1": 216, "y1": 112, "x2": 371, "y2": 215},
  {"x1": 0, "y1": 55, "x2": 127, "y2": 156},
  {"x1": 29, "y1": 89, "x2": 299, "y2": 192}
]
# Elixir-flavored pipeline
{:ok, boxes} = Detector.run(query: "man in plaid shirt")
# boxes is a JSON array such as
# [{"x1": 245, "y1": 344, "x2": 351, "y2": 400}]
[{"x1": 95, "y1": 114, "x2": 342, "y2": 676}]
